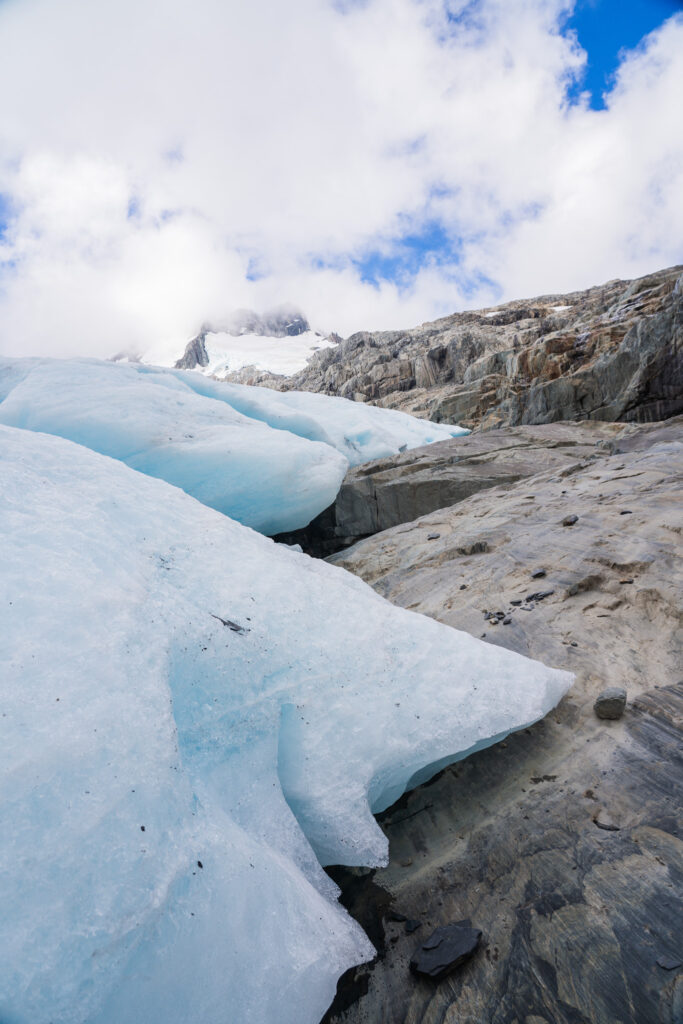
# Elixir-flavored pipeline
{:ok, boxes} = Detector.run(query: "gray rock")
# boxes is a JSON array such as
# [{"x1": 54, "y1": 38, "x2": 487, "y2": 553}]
[
  {"x1": 270, "y1": 266, "x2": 683, "y2": 432},
  {"x1": 275, "y1": 420, "x2": 634, "y2": 554},
  {"x1": 561, "y1": 514, "x2": 579, "y2": 526},
  {"x1": 594, "y1": 687, "x2": 628, "y2": 719},
  {"x1": 409, "y1": 921, "x2": 482, "y2": 981}
]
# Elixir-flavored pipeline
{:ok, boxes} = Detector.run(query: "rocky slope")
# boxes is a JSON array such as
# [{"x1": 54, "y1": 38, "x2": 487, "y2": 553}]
[
  {"x1": 273, "y1": 266, "x2": 682, "y2": 431},
  {"x1": 317, "y1": 418, "x2": 683, "y2": 1024}
]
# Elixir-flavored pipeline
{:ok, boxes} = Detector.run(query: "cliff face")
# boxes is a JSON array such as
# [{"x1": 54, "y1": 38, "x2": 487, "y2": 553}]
[{"x1": 277, "y1": 266, "x2": 683, "y2": 430}]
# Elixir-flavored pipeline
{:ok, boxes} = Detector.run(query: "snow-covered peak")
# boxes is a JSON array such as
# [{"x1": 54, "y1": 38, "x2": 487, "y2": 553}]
[
  {"x1": 175, "y1": 328, "x2": 335, "y2": 378},
  {"x1": 137, "y1": 306, "x2": 334, "y2": 376}
]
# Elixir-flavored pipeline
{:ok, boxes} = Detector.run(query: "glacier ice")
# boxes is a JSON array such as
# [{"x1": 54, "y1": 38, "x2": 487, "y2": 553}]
[
  {"x1": 0, "y1": 423, "x2": 572, "y2": 1024},
  {"x1": 0, "y1": 357, "x2": 467, "y2": 532}
]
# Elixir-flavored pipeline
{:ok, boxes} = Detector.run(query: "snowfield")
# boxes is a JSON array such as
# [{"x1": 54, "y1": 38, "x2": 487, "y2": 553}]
[
  {"x1": 140, "y1": 326, "x2": 333, "y2": 378},
  {"x1": 0, "y1": 366, "x2": 572, "y2": 1024},
  {"x1": 0, "y1": 357, "x2": 467, "y2": 534}
]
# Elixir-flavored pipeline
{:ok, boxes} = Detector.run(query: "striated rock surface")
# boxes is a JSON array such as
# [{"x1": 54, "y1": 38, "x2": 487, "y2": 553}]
[
  {"x1": 277, "y1": 421, "x2": 634, "y2": 556},
  {"x1": 273, "y1": 266, "x2": 683, "y2": 430},
  {"x1": 321, "y1": 419, "x2": 683, "y2": 1024}
]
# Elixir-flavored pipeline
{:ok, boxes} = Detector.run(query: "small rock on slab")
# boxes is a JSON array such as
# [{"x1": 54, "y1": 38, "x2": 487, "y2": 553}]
[
  {"x1": 410, "y1": 920, "x2": 482, "y2": 981},
  {"x1": 427, "y1": 533, "x2": 441, "y2": 540},
  {"x1": 594, "y1": 687, "x2": 627, "y2": 720},
  {"x1": 657, "y1": 955, "x2": 682, "y2": 971},
  {"x1": 531, "y1": 569, "x2": 547, "y2": 579},
  {"x1": 561, "y1": 515, "x2": 579, "y2": 526}
]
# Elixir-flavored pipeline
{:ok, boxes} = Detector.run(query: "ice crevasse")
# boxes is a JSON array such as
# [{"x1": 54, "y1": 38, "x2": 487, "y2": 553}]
[
  {"x1": 0, "y1": 422, "x2": 572, "y2": 1024},
  {"x1": 0, "y1": 357, "x2": 468, "y2": 535}
]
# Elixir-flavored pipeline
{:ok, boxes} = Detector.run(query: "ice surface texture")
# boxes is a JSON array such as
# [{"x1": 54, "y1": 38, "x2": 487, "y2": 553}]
[
  {"x1": 0, "y1": 424, "x2": 571, "y2": 1024},
  {"x1": 0, "y1": 358, "x2": 467, "y2": 533}
]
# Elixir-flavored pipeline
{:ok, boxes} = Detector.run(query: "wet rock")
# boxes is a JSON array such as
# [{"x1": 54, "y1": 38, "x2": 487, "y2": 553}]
[
  {"x1": 410, "y1": 921, "x2": 482, "y2": 981},
  {"x1": 594, "y1": 687, "x2": 627, "y2": 720}
]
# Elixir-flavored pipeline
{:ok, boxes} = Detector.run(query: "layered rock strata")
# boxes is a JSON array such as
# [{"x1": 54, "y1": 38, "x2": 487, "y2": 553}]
[{"x1": 272, "y1": 266, "x2": 683, "y2": 431}]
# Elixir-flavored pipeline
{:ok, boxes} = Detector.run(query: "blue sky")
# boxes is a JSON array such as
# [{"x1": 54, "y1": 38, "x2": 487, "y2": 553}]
[
  {"x1": 354, "y1": 0, "x2": 683, "y2": 292},
  {"x1": 0, "y1": 0, "x2": 681, "y2": 355},
  {"x1": 564, "y1": 0, "x2": 682, "y2": 108}
]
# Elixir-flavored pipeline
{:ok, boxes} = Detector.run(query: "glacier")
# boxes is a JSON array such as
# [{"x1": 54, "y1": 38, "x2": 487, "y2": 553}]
[
  {"x1": 0, "y1": 357, "x2": 467, "y2": 533},
  {"x1": 0, "y1": 421, "x2": 572, "y2": 1024}
]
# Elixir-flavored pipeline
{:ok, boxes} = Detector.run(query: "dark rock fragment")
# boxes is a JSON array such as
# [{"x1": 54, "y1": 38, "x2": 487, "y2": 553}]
[
  {"x1": 594, "y1": 687, "x2": 627, "y2": 720},
  {"x1": 405, "y1": 920, "x2": 422, "y2": 934},
  {"x1": 526, "y1": 589, "x2": 555, "y2": 603},
  {"x1": 657, "y1": 955, "x2": 682, "y2": 970},
  {"x1": 427, "y1": 533, "x2": 441, "y2": 540},
  {"x1": 503, "y1": 617, "x2": 512, "y2": 625},
  {"x1": 210, "y1": 613, "x2": 250, "y2": 634},
  {"x1": 561, "y1": 514, "x2": 579, "y2": 526},
  {"x1": 410, "y1": 921, "x2": 482, "y2": 981},
  {"x1": 531, "y1": 569, "x2": 547, "y2": 579},
  {"x1": 511, "y1": 599, "x2": 522, "y2": 606}
]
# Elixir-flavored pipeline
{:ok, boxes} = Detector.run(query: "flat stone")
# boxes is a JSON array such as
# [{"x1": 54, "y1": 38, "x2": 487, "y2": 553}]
[
  {"x1": 531, "y1": 569, "x2": 547, "y2": 579},
  {"x1": 410, "y1": 921, "x2": 482, "y2": 981},
  {"x1": 427, "y1": 533, "x2": 441, "y2": 540},
  {"x1": 594, "y1": 687, "x2": 627, "y2": 720},
  {"x1": 657, "y1": 955, "x2": 683, "y2": 971},
  {"x1": 526, "y1": 589, "x2": 555, "y2": 603}
]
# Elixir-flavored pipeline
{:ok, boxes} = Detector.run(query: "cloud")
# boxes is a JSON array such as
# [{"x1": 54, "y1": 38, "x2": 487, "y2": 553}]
[{"x1": 0, "y1": 0, "x2": 681, "y2": 357}]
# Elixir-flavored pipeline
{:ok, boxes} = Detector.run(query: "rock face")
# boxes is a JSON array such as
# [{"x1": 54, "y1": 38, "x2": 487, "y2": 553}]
[
  {"x1": 276, "y1": 421, "x2": 636, "y2": 556},
  {"x1": 275, "y1": 266, "x2": 683, "y2": 430},
  {"x1": 175, "y1": 332, "x2": 211, "y2": 370},
  {"x1": 322, "y1": 419, "x2": 683, "y2": 1024}
]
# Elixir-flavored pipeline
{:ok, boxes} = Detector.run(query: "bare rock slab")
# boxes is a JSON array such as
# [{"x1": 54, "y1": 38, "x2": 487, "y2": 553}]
[
  {"x1": 595, "y1": 687, "x2": 628, "y2": 719},
  {"x1": 410, "y1": 921, "x2": 482, "y2": 981}
]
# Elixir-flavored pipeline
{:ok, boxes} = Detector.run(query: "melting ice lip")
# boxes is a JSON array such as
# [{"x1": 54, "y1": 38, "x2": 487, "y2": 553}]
[
  {"x1": 0, "y1": 355, "x2": 466, "y2": 535},
  {"x1": 0, "y1": 381, "x2": 570, "y2": 1024}
]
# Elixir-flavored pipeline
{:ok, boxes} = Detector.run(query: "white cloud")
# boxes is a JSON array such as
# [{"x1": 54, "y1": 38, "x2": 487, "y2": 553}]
[{"x1": 0, "y1": 0, "x2": 681, "y2": 357}]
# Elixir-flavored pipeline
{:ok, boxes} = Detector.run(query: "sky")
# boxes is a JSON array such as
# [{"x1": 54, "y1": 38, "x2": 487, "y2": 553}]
[{"x1": 0, "y1": 0, "x2": 681, "y2": 358}]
